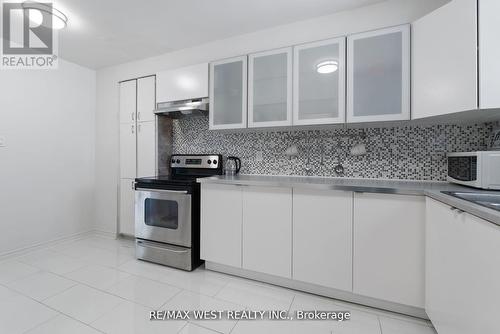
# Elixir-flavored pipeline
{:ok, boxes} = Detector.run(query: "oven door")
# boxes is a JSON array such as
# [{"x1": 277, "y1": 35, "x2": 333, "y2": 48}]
[{"x1": 135, "y1": 187, "x2": 192, "y2": 247}]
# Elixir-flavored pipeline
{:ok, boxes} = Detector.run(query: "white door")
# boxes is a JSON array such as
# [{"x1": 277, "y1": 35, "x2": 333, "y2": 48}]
[
  {"x1": 200, "y1": 184, "x2": 242, "y2": 267},
  {"x1": 347, "y1": 25, "x2": 410, "y2": 123},
  {"x1": 119, "y1": 123, "x2": 136, "y2": 179},
  {"x1": 209, "y1": 56, "x2": 248, "y2": 130},
  {"x1": 426, "y1": 198, "x2": 500, "y2": 334},
  {"x1": 137, "y1": 76, "x2": 156, "y2": 122},
  {"x1": 479, "y1": 0, "x2": 500, "y2": 109},
  {"x1": 119, "y1": 178, "x2": 136, "y2": 236},
  {"x1": 412, "y1": 0, "x2": 477, "y2": 119},
  {"x1": 137, "y1": 121, "x2": 156, "y2": 177},
  {"x1": 459, "y1": 212, "x2": 500, "y2": 333},
  {"x1": 293, "y1": 37, "x2": 346, "y2": 125},
  {"x1": 156, "y1": 63, "x2": 209, "y2": 103},
  {"x1": 242, "y1": 186, "x2": 292, "y2": 278},
  {"x1": 293, "y1": 189, "x2": 352, "y2": 291},
  {"x1": 119, "y1": 80, "x2": 137, "y2": 124},
  {"x1": 426, "y1": 198, "x2": 466, "y2": 334},
  {"x1": 248, "y1": 47, "x2": 292, "y2": 128},
  {"x1": 353, "y1": 192, "x2": 425, "y2": 308}
]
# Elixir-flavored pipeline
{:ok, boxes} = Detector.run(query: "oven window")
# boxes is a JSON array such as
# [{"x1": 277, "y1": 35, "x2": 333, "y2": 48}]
[{"x1": 144, "y1": 199, "x2": 179, "y2": 229}]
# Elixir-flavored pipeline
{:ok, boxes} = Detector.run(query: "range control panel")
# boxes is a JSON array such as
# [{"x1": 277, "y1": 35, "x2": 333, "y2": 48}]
[{"x1": 170, "y1": 154, "x2": 221, "y2": 169}]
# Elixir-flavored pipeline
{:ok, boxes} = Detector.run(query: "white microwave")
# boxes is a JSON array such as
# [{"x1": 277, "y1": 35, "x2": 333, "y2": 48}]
[{"x1": 447, "y1": 151, "x2": 500, "y2": 190}]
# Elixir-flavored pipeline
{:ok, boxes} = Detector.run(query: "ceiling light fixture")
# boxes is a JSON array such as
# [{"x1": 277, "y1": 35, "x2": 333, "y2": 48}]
[
  {"x1": 22, "y1": 1, "x2": 68, "y2": 30},
  {"x1": 316, "y1": 60, "x2": 338, "y2": 74}
]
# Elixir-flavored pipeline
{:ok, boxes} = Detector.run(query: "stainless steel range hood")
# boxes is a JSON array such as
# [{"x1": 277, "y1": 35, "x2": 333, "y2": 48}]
[{"x1": 154, "y1": 98, "x2": 209, "y2": 118}]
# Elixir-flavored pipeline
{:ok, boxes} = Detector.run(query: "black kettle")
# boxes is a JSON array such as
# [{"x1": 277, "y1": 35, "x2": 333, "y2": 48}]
[{"x1": 224, "y1": 156, "x2": 241, "y2": 176}]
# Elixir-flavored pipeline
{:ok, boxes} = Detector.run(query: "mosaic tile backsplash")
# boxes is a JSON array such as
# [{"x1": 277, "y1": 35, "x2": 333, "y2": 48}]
[{"x1": 165, "y1": 116, "x2": 494, "y2": 181}]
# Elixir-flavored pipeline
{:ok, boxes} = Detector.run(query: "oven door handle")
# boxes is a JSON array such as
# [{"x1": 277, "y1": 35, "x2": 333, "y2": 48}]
[{"x1": 136, "y1": 187, "x2": 189, "y2": 194}]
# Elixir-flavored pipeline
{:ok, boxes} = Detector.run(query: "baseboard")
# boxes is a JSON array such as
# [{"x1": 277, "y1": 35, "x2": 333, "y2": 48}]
[
  {"x1": 0, "y1": 229, "x2": 98, "y2": 261},
  {"x1": 93, "y1": 229, "x2": 119, "y2": 239},
  {"x1": 205, "y1": 261, "x2": 428, "y2": 320},
  {"x1": 117, "y1": 233, "x2": 135, "y2": 241}
]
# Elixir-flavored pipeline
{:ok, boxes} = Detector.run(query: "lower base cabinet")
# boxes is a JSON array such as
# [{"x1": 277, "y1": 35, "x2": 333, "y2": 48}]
[
  {"x1": 201, "y1": 184, "x2": 242, "y2": 268},
  {"x1": 293, "y1": 189, "x2": 353, "y2": 290},
  {"x1": 119, "y1": 178, "x2": 135, "y2": 236},
  {"x1": 353, "y1": 192, "x2": 425, "y2": 308},
  {"x1": 200, "y1": 183, "x2": 427, "y2": 312},
  {"x1": 242, "y1": 186, "x2": 292, "y2": 278},
  {"x1": 426, "y1": 198, "x2": 500, "y2": 334}
]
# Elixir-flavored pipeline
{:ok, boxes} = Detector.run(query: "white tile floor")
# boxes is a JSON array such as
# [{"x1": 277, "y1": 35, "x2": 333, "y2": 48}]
[{"x1": 0, "y1": 235, "x2": 437, "y2": 334}]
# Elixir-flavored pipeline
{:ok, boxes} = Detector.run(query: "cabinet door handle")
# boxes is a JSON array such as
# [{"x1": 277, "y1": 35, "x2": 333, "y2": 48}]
[
  {"x1": 138, "y1": 124, "x2": 141, "y2": 132},
  {"x1": 137, "y1": 112, "x2": 141, "y2": 120},
  {"x1": 450, "y1": 207, "x2": 464, "y2": 214},
  {"x1": 131, "y1": 125, "x2": 135, "y2": 134},
  {"x1": 131, "y1": 112, "x2": 135, "y2": 121}
]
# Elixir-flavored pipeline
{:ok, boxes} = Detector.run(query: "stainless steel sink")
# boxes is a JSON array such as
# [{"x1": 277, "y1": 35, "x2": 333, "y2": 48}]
[{"x1": 441, "y1": 191, "x2": 500, "y2": 212}]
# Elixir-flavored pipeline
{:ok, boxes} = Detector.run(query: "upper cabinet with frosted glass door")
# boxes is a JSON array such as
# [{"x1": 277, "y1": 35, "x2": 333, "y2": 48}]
[
  {"x1": 248, "y1": 48, "x2": 292, "y2": 128},
  {"x1": 293, "y1": 37, "x2": 346, "y2": 125},
  {"x1": 209, "y1": 56, "x2": 247, "y2": 130},
  {"x1": 347, "y1": 25, "x2": 410, "y2": 123}
]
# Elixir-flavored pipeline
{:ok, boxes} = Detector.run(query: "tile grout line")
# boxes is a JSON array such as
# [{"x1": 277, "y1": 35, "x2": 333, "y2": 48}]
[
  {"x1": 4, "y1": 235, "x2": 435, "y2": 334},
  {"x1": 2, "y1": 259, "x2": 184, "y2": 329},
  {"x1": 4, "y1": 282, "x2": 108, "y2": 334},
  {"x1": 46, "y1": 268, "x2": 187, "y2": 312},
  {"x1": 187, "y1": 321, "x2": 227, "y2": 334},
  {"x1": 176, "y1": 321, "x2": 189, "y2": 334}
]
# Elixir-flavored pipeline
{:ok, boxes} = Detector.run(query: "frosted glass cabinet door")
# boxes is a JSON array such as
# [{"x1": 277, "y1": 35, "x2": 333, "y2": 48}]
[
  {"x1": 209, "y1": 56, "x2": 247, "y2": 130},
  {"x1": 248, "y1": 48, "x2": 292, "y2": 127},
  {"x1": 293, "y1": 37, "x2": 346, "y2": 125},
  {"x1": 347, "y1": 25, "x2": 410, "y2": 123}
]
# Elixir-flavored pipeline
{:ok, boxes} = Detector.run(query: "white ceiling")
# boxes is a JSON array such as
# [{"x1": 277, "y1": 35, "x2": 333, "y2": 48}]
[{"x1": 55, "y1": 0, "x2": 386, "y2": 69}]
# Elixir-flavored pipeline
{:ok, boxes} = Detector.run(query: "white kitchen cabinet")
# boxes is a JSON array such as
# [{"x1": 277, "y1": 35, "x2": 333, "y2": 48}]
[
  {"x1": 242, "y1": 186, "x2": 292, "y2": 278},
  {"x1": 413, "y1": 0, "x2": 500, "y2": 118},
  {"x1": 137, "y1": 76, "x2": 156, "y2": 122},
  {"x1": 293, "y1": 189, "x2": 352, "y2": 291},
  {"x1": 156, "y1": 63, "x2": 208, "y2": 103},
  {"x1": 426, "y1": 198, "x2": 500, "y2": 334},
  {"x1": 201, "y1": 184, "x2": 243, "y2": 268},
  {"x1": 412, "y1": 0, "x2": 477, "y2": 119},
  {"x1": 119, "y1": 80, "x2": 137, "y2": 124},
  {"x1": 347, "y1": 25, "x2": 410, "y2": 123},
  {"x1": 119, "y1": 178, "x2": 136, "y2": 236},
  {"x1": 209, "y1": 56, "x2": 247, "y2": 130},
  {"x1": 293, "y1": 37, "x2": 346, "y2": 125},
  {"x1": 119, "y1": 76, "x2": 156, "y2": 237},
  {"x1": 137, "y1": 121, "x2": 156, "y2": 177},
  {"x1": 353, "y1": 192, "x2": 425, "y2": 308},
  {"x1": 248, "y1": 48, "x2": 292, "y2": 128},
  {"x1": 479, "y1": 0, "x2": 500, "y2": 109},
  {"x1": 119, "y1": 123, "x2": 136, "y2": 179}
]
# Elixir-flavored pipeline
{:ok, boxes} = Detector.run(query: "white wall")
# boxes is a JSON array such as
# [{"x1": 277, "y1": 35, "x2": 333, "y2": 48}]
[
  {"x1": 95, "y1": 0, "x2": 448, "y2": 233},
  {"x1": 0, "y1": 60, "x2": 96, "y2": 255}
]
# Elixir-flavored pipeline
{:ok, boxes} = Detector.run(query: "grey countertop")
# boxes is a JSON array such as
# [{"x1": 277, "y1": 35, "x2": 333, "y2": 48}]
[
  {"x1": 425, "y1": 190, "x2": 500, "y2": 226},
  {"x1": 198, "y1": 174, "x2": 500, "y2": 226}
]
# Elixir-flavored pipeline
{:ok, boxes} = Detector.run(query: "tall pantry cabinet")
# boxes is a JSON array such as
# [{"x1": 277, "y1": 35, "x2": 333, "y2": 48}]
[{"x1": 119, "y1": 76, "x2": 156, "y2": 236}]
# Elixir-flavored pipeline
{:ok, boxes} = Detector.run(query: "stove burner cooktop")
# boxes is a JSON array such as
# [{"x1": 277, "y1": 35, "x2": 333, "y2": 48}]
[
  {"x1": 135, "y1": 154, "x2": 223, "y2": 188},
  {"x1": 135, "y1": 175, "x2": 205, "y2": 186}
]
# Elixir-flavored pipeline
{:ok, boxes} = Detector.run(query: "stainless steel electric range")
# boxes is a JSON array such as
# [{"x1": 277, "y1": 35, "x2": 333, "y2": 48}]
[{"x1": 134, "y1": 154, "x2": 223, "y2": 271}]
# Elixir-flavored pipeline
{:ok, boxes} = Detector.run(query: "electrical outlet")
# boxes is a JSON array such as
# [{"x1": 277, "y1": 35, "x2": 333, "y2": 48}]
[
  {"x1": 0, "y1": 136, "x2": 5, "y2": 147},
  {"x1": 255, "y1": 151, "x2": 263, "y2": 162}
]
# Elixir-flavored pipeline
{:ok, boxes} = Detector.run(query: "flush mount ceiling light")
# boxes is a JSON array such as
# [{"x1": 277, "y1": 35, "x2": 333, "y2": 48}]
[
  {"x1": 22, "y1": 1, "x2": 68, "y2": 30},
  {"x1": 316, "y1": 60, "x2": 338, "y2": 74}
]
